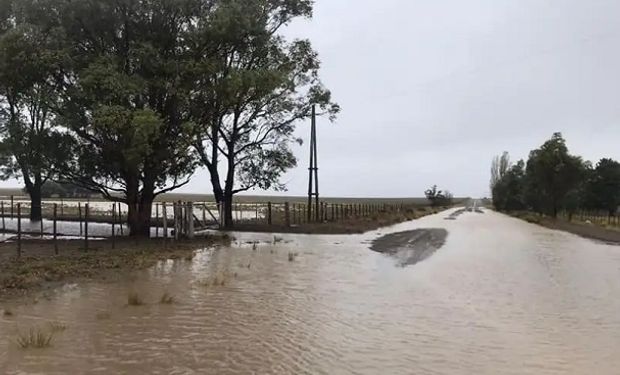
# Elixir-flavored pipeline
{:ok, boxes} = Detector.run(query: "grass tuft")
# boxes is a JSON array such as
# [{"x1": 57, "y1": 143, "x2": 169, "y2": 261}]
[
  {"x1": 48, "y1": 321, "x2": 67, "y2": 332},
  {"x1": 288, "y1": 252, "x2": 299, "y2": 262},
  {"x1": 3, "y1": 308, "x2": 14, "y2": 317},
  {"x1": 16, "y1": 327, "x2": 54, "y2": 349},
  {"x1": 127, "y1": 292, "x2": 144, "y2": 306},
  {"x1": 160, "y1": 292, "x2": 175, "y2": 304}
]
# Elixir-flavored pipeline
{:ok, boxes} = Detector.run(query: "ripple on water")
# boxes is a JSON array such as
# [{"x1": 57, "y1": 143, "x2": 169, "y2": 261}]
[{"x1": 2, "y1": 209, "x2": 620, "y2": 374}]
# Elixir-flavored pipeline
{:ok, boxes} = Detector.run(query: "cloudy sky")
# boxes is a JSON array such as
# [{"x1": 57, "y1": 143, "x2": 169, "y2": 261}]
[
  {"x1": 4, "y1": 0, "x2": 620, "y2": 198},
  {"x1": 264, "y1": 0, "x2": 620, "y2": 198}
]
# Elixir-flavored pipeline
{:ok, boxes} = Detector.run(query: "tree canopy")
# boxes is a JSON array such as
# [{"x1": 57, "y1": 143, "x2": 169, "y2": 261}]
[
  {"x1": 0, "y1": 0, "x2": 337, "y2": 234},
  {"x1": 491, "y1": 133, "x2": 618, "y2": 218}
]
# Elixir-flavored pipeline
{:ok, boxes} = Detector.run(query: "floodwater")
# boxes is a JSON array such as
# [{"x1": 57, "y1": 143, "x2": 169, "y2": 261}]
[{"x1": 2, "y1": 209, "x2": 620, "y2": 374}]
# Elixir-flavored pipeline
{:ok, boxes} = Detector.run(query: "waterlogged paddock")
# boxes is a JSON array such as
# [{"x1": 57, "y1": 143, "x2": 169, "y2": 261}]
[{"x1": 2, "y1": 209, "x2": 620, "y2": 374}]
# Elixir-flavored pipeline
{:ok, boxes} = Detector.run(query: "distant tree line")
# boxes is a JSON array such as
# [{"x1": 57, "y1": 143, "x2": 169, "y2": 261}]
[
  {"x1": 0, "y1": 0, "x2": 339, "y2": 234},
  {"x1": 425, "y1": 185, "x2": 453, "y2": 207},
  {"x1": 491, "y1": 133, "x2": 620, "y2": 218}
]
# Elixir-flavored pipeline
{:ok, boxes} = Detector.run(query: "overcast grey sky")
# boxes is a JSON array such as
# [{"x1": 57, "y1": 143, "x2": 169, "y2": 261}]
[
  {"x1": 4, "y1": 0, "x2": 620, "y2": 198},
  {"x1": 269, "y1": 0, "x2": 620, "y2": 198}
]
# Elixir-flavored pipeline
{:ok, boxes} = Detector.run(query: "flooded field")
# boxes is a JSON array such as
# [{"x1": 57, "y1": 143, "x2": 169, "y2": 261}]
[{"x1": 1, "y1": 208, "x2": 620, "y2": 374}]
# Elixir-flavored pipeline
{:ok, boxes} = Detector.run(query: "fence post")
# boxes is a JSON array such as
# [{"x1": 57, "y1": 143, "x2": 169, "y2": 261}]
[
  {"x1": 40, "y1": 209, "x2": 44, "y2": 238},
  {"x1": 155, "y1": 203, "x2": 159, "y2": 238},
  {"x1": 10, "y1": 195, "x2": 14, "y2": 219},
  {"x1": 16, "y1": 203, "x2": 21, "y2": 258},
  {"x1": 60, "y1": 198, "x2": 64, "y2": 217},
  {"x1": 78, "y1": 202, "x2": 83, "y2": 236},
  {"x1": 162, "y1": 202, "x2": 168, "y2": 241},
  {"x1": 1, "y1": 201, "x2": 4, "y2": 231},
  {"x1": 84, "y1": 203, "x2": 89, "y2": 251},
  {"x1": 187, "y1": 202, "x2": 195, "y2": 239},
  {"x1": 53, "y1": 204, "x2": 58, "y2": 255},
  {"x1": 267, "y1": 202, "x2": 272, "y2": 225},
  {"x1": 284, "y1": 202, "x2": 291, "y2": 227},
  {"x1": 111, "y1": 203, "x2": 116, "y2": 249},
  {"x1": 118, "y1": 202, "x2": 124, "y2": 236},
  {"x1": 174, "y1": 203, "x2": 179, "y2": 240}
]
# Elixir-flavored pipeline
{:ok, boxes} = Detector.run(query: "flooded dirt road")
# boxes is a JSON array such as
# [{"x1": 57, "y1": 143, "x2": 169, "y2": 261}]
[{"x1": 2, "y1": 208, "x2": 620, "y2": 374}]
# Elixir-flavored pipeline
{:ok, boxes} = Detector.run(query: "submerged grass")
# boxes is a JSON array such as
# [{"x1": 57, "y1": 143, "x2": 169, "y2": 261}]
[
  {"x1": 288, "y1": 252, "x2": 299, "y2": 262},
  {"x1": 160, "y1": 292, "x2": 175, "y2": 304},
  {"x1": 48, "y1": 321, "x2": 67, "y2": 332},
  {"x1": 16, "y1": 327, "x2": 54, "y2": 349},
  {"x1": 127, "y1": 292, "x2": 144, "y2": 306},
  {"x1": 0, "y1": 237, "x2": 223, "y2": 297}
]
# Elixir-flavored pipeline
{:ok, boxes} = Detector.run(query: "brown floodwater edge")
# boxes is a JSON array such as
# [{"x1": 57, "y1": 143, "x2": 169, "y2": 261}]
[
  {"x1": 0, "y1": 236, "x2": 228, "y2": 302},
  {"x1": 230, "y1": 206, "x2": 447, "y2": 234},
  {"x1": 511, "y1": 211, "x2": 620, "y2": 244}
]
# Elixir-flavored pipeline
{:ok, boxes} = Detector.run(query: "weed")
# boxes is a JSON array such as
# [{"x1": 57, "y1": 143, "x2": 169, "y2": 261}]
[
  {"x1": 48, "y1": 321, "x2": 67, "y2": 332},
  {"x1": 95, "y1": 312, "x2": 111, "y2": 320},
  {"x1": 288, "y1": 252, "x2": 299, "y2": 262},
  {"x1": 127, "y1": 292, "x2": 144, "y2": 306},
  {"x1": 16, "y1": 328, "x2": 54, "y2": 349},
  {"x1": 160, "y1": 292, "x2": 175, "y2": 304},
  {"x1": 252, "y1": 242, "x2": 258, "y2": 251}
]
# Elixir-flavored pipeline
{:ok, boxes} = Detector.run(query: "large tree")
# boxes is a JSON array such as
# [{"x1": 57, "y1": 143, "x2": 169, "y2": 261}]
[
  {"x1": 0, "y1": 7, "x2": 69, "y2": 221},
  {"x1": 190, "y1": 0, "x2": 339, "y2": 227},
  {"x1": 524, "y1": 133, "x2": 586, "y2": 217},
  {"x1": 584, "y1": 158, "x2": 620, "y2": 216},
  {"x1": 50, "y1": 0, "x2": 200, "y2": 236}
]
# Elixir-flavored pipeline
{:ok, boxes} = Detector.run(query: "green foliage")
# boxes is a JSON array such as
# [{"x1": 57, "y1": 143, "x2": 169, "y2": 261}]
[
  {"x1": 0, "y1": 0, "x2": 336, "y2": 232},
  {"x1": 0, "y1": 10, "x2": 71, "y2": 219},
  {"x1": 492, "y1": 133, "x2": 619, "y2": 218},
  {"x1": 492, "y1": 159, "x2": 526, "y2": 211},
  {"x1": 583, "y1": 158, "x2": 620, "y2": 215},
  {"x1": 190, "y1": 0, "x2": 338, "y2": 226}
]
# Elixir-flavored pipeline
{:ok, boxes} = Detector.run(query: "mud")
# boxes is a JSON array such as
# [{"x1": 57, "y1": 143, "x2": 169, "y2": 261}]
[{"x1": 370, "y1": 228, "x2": 448, "y2": 266}]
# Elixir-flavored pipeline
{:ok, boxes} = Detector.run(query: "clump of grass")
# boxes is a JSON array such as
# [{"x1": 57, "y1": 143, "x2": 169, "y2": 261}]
[
  {"x1": 127, "y1": 292, "x2": 144, "y2": 306},
  {"x1": 252, "y1": 242, "x2": 258, "y2": 251},
  {"x1": 95, "y1": 312, "x2": 111, "y2": 320},
  {"x1": 16, "y1": 328, "x2": 54, "y2": 349},
  {"x1": 273, "y1": 235, "x2": 283, "y2": 244},
  {"x1": 48, "y1": 321, "x2": 67, "y2": 332},
  {"x1": 160, "y1": 292, "x2": 175, "y2": 304},
  {"x1": 3, "y1": 308, "x2": 14, "y2": 317},
  {"x1": 288, "y1": 252, "x2": 299, "y2": 262}
]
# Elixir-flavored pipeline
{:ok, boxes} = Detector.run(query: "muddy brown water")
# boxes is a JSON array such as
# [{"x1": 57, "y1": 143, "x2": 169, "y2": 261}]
[{"x1": 2, "y1": 209, "x2": 620, "y2": 374}]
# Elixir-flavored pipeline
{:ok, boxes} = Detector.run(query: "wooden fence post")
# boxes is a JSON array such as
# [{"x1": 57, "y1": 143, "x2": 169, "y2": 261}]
[
  {"x1": 162, "y1": 202, "x2": 168, "y2": 241},
  {"x1": 187, "y1": 202, "x2": 195, "y2": 239},
  {"x1": 111, "y1": 203, "x2": 116, "y2": 249},
  {"x1": 53, "y1": 203, "x2": 58, "y2": 255},
  {"x1": 1, "y1": 201, "x2": 5, "y2": 231},
  {"x1": 10, "y1": 195, "x2": 14, "y2": 219},
  {"x1": 284, "y1": 202, "x2": 291, "y2": 227},
  {"x1": 155, "y1": 203, "x2": 159, "y2": 238},
  {"x1": 267, "y1": 202, "x2": 272, "y2": 225},
  {"x1": 84, "y1": 203, "x2": 89, "y2": 251},
  {"x1": 16, "y1": 203, "x2": 21, "y2": 258},
  {"x1": 118, "y1": 202, "x2": 124, "y2": 236},
  {"x1": 78, "y1": 202, "x2": 83, "y2": 236}
]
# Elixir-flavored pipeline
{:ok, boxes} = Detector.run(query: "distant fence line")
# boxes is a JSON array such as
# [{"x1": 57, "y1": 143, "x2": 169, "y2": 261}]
[{"x1": 0, "y1": 195, "x2": 430, "y2": 259}]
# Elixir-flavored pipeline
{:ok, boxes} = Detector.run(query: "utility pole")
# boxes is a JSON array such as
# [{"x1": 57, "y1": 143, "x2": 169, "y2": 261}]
[{"x1": 307, "y1": 105, "x2": 319, "y2": 222}]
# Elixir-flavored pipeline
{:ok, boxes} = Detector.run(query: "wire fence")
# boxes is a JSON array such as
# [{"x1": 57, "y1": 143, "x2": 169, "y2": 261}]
[
  {"x1": 559, "y1": 209, "x2": 620, "y2": 227},
  {"x1": 0, "y1": 195, "x2": 433, "y2": 259}
]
